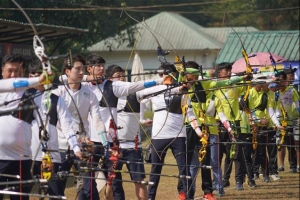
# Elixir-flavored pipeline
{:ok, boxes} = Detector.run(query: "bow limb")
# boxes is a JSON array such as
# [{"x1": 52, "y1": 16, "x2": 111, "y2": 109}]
[
  {"x1": 244, "y1": 27, "x2": 281, "y2": 78},
  {"x1": 122, "y1": 9, "x2": 175, "y2": 160},
  {"x1": 10, "y1": 1, "x2": 55, "y2": 190},
  {"x1": 230, "y1": 27, "x2": 252, "y2": 102},
  {"x1": 91, "y1": 79, "x2": 120, "y2": 198},
  {"x1": 277, "y1": 101, "x2": 288, "y2": 151},
  {"x1": 10, "y1": 2, "x2": 57, "y2": 199},
  {"x1": 198, "y1": 126, "x2": 209, "y2": 162}
]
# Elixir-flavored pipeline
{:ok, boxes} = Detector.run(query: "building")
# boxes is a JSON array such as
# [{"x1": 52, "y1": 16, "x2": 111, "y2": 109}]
[{"x1": 87, "y1": 12, "x2": 258, "y2": 74}]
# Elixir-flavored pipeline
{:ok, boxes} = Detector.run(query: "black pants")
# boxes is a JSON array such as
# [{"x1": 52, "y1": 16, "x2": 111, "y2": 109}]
[
  {"x1": 58, "y1": 142, "x2": 103, "y2": 200},
  {"x1": 285, "y1": 128, "x2": 297, "y2": 169},
  {"x1": 148, "y1": 137, "x2": 191, "y2": 200},
  {"x1": 267, "y1": 130, "x2": 279, "y2": 175},
  {"x1": 252, "y1": 127, "x2": 269, "y2": 176},
  {"x1": 112, "y1": 148, "x2": 145, "y2": 200},
  {"x1": 220, "y1": 121, "x2": 254, "y2": 183},
  {"x1": 33, "y1": 161, "x2": 62, "y2": 200},
  {"x1": 77, "y1": 142, "x2": 103, "y2": 200},
  {"x1": 0, "y1": 160, "x2": 33, "y2": 200},
  {"x1": 177, "y1": 127, "x2": 212, "y2": 198},
  {"x1": 219, "y1": 130, "x2": 232, "y2": 181},
  {"x1": 239, "y1": 134, "x2": 255, "y2": 181}
]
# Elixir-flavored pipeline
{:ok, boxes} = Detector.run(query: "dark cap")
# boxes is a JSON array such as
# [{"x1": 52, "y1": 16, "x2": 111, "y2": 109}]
[
  {"x1": 283, "y1": 68, "x2": 297, "y2": 74},
  {"x1": 216, "y1": 62, "x2": 233, "y2": 70}
]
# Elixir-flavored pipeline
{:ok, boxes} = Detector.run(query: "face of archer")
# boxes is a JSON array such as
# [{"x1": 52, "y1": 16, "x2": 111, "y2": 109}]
[
  {"x1": 261, "y1": 83, "x2": 269, "y2": 92},
  {"x1": 286, "y1": 73, "x2": 295, "y2": 81},
  {"x1": 2, "y1": 62, "x2": 25, "y2": 79},
  {"x1": 110, "y1": 71, "x2": 125, "y2": 82},
  {"x1": 254, "y1": 85, "x2": 262, "y2": 92},
  {"x1": 86, "y1": 63, "x2": 105, "y2": 77},
  {"x1": 186, "y1": 74, "x2": 198, "y2": 88},
  {"x1": 218, "y1": 67, "x2": 232, "y2": 80},
  {"x1": 66, "y1": 61, "x2": 85, "y2": 83}
]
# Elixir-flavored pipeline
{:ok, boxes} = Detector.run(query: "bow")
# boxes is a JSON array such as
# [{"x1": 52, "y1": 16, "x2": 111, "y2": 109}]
[
  {"x1": 277, "y1": 101, "x2": 288, "y2": 150},
  {"x1": 33, "y1": 36, "x2": 54, "y2": 182},
  {"x1": 230, "y1": 27, "x2": 258, "y2": 155},
  {"x1": 198, "y1": 123, "x2": 209, "y2": 162},
  {"x1": 107, "y1": 119, "x2": 120, "y2": 186},
  {"x1": 9, "y1": 0, "x2": 57, "y2": 198},
  {"x1": 122, "y1": 8, "x2": 182, "y2": 160}
]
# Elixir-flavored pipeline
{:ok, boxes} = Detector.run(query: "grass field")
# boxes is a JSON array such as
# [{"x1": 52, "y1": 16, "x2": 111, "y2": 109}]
[
  {"x1": 63, "y1": 150, "x2": 299, "y2": 200},
  {"x1": 4, "y1": 149, "x2": 300, "y2": 200}
]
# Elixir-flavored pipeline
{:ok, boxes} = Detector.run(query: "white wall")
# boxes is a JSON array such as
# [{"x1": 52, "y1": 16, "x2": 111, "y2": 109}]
[{"x1": 94, "y1": 50, "x2": 218, "y2": 71}]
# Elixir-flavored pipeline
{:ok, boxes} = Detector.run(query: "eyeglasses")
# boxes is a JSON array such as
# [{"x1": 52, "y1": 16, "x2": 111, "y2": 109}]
[
  {"x1": 92, "y1": 64, "x2": 105, "y2": 68},
  {"x1": 73, "y1": 66, "x2": 86, "y2": 72}
]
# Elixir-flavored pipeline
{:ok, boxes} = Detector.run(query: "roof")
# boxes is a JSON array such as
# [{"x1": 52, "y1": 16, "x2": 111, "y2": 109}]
[
  {"x1": 199, "y1": 27, "x2": 259, "y2": 44},
  {"x1": 0, "y1": 18, "x2": 88, "y2": 44},
  {"x1": 216, "y1": 31, "x2": 300, "y2": 63},
  {"x1": 88, "y1": 12, "x2": 221, "y2": 52}
]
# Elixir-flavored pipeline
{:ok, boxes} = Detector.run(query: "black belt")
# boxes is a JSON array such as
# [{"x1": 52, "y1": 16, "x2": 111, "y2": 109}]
[
  {"x1": 117, "y1": 109, "x2": 139, "y2": 113},
  {"x1": 154, "y1": 108, "x2": 167, "y2": 112}
]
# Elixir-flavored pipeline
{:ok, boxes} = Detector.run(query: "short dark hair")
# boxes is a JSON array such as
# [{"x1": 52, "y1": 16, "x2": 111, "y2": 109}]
[
  {"x1": 105, "y1": 64, "x2": 124, "y2": 78},
  {"x1": 216, "y1": 62, "x2": 233, "y2": 71},
  {"x1": 278, "y1": 71, "x2": 287, "y2": 80},
  {"x1": 28, "y1": 58, "x2": 43, "y2": 74},
  {"x1": 186, "y1": 61, "x2": 201, "y2": 70},
  {"x1": 86, "y1": 55, "x2": 106, "y2": 66},
  {"x1": 2, "y1": 53, "x2": 25, "y2": 68},
  {"x1": 158, "y1": 63, "x2": 177, "y2": 77},
  {"x1": 63, "y1": 54, "x2": 86, "y2": 73}
]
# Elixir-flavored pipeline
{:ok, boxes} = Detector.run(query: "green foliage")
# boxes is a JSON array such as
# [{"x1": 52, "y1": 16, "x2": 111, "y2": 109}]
[{"x1": 0, "y1": 0, "x2": 298, "y2": 56}]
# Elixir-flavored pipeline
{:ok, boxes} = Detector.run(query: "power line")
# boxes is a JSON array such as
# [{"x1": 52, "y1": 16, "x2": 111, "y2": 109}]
[{"x1": 1, "y1": 6, "x2": 298, "y2": 14}]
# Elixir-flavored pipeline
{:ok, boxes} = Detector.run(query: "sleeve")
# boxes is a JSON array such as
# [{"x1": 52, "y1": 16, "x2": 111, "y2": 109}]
[
  {"x1": 58, "y1": 74, "x2": 68, "y2": 83},
  {"x1": 139, "y1": 98, "x2": 149, "y2": 123},
  {"x1": 56, "y1": 98, "x2": 81, "y2": 153},
  {"x1": 89, "y1": 92, "x2": 107, "y2": 143},
  {"x1": 267, "y1": 107, "x2": 281, "y2": 127},
  {"x1": 0, "y1": 77, "x2": 40, "y2": 92},
  {"x1": 136, "y1": 85, "x2": 180, "y2": 102},
  {"x1": 207, "y1": 77, "x2": 243, "y2": 89},
  {"x1": 292, "y1": 88, "x2": 300, "y2": 113},
  {"x1": 112, "y1": 78, "x2": 163, "y2": 98},
  {"x1": 215, "y1": 97, "x2": 232, "y2": 132},
  {"x1": 218, "y1": 112, "x2": 232, "y2": 132},
  {"x1": 186, "y1": 98, "x2": 202, "y2": 136}
]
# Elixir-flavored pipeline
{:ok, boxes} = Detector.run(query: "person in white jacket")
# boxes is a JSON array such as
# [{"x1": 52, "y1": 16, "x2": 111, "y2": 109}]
[
  {"x1": 28, "y1": 59, "x2": 82, "y2": 199},
  {"x1": 53, "y1": 55, "x2": 106, "y2": 200},
  {"x1": 105, "y1": 64, "x2": 152, "y2": 200},
  {"x1": 136, "y1": 63, "x2": 203, "y2": 200},
  {"x1": 84, "y1": 55, "x2": 164, "y2": 200},
  {"x1": 0, "y1": 53, "x2": 53, "y2": 200}
]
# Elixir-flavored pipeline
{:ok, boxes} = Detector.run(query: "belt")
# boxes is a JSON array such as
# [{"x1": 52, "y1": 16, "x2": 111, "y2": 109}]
[{"x1": 154, "y1": 108, "x2": 166, "y2": 112}]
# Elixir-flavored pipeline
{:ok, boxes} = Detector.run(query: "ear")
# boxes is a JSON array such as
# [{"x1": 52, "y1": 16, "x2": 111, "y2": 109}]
[
  {"x1": 86, "y1": 66, "x2": 92, "y2": 75},
  {"x1": 65, "y1": 68, "x2": 71, "y2": 76}
]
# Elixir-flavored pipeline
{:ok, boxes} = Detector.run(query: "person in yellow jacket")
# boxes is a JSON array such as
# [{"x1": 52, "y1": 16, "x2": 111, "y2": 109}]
[
  {"x1": 277, "y1": 70, "x2": 299, "y2": 173},
  {"x1": 213, "y1": 62, "x2": 256, "y2": 191},
  {"x1": 178, "y1": 61, "x2": 250, "y2": 198},
  {"x1": 246, "y1": 80, "x2": 283, "y2": 182}
]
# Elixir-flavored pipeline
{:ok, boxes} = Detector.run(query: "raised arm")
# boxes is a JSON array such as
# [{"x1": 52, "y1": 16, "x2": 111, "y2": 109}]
[
  {"x1": 0, "y1": 77, "x2": 44, "y2": 92},
  {"x1": 112, "y1": 78, "x2": 163, "y2": 98}
]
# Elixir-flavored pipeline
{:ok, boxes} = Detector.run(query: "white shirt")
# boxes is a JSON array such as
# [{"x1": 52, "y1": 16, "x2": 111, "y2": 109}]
[
  {"x1": 0, "y1": 89, "x2": 40, "y2": 160},
  {"x1": 116, "y1": 96, "x2": 147, "y2": 148},
  {"x1": 52, "y1": 84, "x2": 105, "y2": 150},
  {"x1": 137, "y1": 85, "x2": 188, "y2": 139},
  {"x1": 82, "y1": 77, "x2": 163, "y2": 143},
  {"x1": 0, "y1": 77, "x2": 40, "y2": 93},
  {"x1": 31, "y1": 94, "x2": 80, "y2": 163}
]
